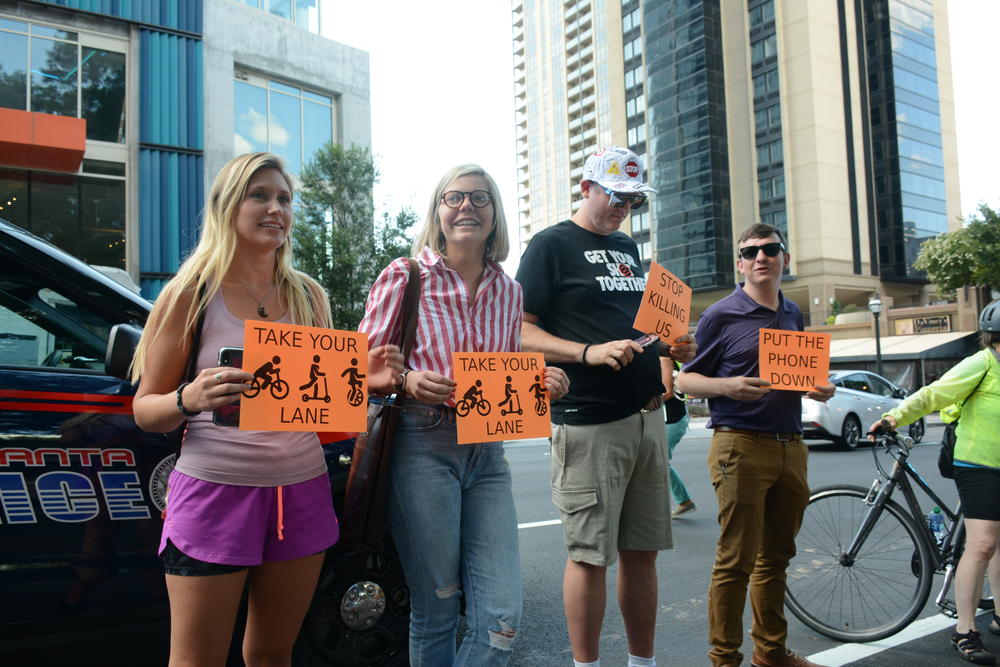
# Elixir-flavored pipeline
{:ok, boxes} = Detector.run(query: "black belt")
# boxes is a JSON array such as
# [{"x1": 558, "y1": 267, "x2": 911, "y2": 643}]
[
  {"x1": 640, "y1": 395, "x2": 664, "y2": 413},
  {"x1": 714, "y1": 425, "x2": 801, "y2": 442}
]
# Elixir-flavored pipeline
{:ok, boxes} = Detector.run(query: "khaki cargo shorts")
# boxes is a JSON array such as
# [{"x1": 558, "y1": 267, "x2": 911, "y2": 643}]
[{"x1": 550, "y1": 410, "x2": 672, "y2": 567}]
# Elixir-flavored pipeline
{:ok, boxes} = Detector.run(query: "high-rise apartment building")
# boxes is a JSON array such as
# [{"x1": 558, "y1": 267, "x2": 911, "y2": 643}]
[{"x1": 512, "y1": 0, "x2": 962, "y2": 327}]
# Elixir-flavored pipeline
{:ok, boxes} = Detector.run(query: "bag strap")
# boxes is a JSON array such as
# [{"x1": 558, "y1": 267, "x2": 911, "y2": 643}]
[
  {"x1": 185, "y1": 284, "x2": 208, "y2": 382},
  {"x1": 959, "y1": 362, "x2": 989, "y2": 409},
  {"x1": 399, "y1": 258, "x2": 421, "y2": 366}
]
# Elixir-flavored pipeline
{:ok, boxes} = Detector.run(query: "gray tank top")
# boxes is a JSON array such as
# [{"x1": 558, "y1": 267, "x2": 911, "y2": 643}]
[{"x1": 174, "y1": 290, "x2": 327, "y2": 486}]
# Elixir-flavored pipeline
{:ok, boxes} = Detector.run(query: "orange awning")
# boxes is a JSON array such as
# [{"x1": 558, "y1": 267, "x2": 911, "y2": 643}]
[{"x1": 0, "y1": 108, "x2": 86, "y2": 172}]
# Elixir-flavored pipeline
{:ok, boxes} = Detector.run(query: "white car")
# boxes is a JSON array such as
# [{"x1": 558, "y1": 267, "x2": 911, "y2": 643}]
[{"x1": 801, "y1": 370, "x2": 926, "y2": 449}]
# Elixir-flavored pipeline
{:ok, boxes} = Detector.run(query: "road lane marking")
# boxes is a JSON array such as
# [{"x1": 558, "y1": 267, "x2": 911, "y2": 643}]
[
  {"x1": 518, "y1": 519, "x2": 561, "y2": 529},
  {"x1": 807, "y1": 610, "x2": 989, "y2": 666}
]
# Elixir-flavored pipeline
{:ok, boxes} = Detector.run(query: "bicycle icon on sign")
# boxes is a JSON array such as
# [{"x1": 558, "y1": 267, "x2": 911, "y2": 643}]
[
  {"x1": 456, "y1": 380, "x2": 491, "y2": 417},
  {"x1": 244, "y1": 356, "x2": 290, "y2": 399}
]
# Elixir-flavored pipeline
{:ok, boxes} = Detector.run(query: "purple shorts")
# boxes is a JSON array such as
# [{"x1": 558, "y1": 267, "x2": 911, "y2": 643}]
[{"x1": 158, "y1": 470, "x2": 338, "y2": 567}]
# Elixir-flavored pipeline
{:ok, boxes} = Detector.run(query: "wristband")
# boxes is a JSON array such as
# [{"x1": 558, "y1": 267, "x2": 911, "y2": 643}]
[
  {"x1": 580, "y1": 344, "x2": 592, "y2": 365},
  {"x1": 176, "y1": 382, "x2": 201, "y2": 417},
  {"x1": 399, "y1": 368, "x2": 411, "y2": 394}
]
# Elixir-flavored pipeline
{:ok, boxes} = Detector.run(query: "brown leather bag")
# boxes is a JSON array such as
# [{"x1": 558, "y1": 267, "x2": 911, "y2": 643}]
[{"x1": 340, "y1": 259, "x2": 421, "y2": 548}]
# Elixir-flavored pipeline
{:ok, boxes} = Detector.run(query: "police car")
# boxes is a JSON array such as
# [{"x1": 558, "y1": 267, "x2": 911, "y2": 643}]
[{"x1": 0, "y1": 219, "x2": 408, "y2": 666}]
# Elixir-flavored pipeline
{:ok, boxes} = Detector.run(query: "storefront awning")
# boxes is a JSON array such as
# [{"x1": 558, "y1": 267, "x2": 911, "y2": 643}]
[
  {"x1": 0, "y1": 108, "x2": 85, "y2": 172},
  {"x1": 830, "y1": 331, "x2": 978, "y2": 363}
]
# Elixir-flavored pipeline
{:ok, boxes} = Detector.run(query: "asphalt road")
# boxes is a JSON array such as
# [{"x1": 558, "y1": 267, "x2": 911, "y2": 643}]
[{"x1": 506, "y1": 418, "x2": 985, "y2": 666}]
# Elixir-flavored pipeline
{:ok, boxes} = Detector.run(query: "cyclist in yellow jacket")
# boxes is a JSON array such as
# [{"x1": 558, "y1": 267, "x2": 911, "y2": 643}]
[{"x1": 872, "y1": 300, "x2": 1000, "y2": 665}]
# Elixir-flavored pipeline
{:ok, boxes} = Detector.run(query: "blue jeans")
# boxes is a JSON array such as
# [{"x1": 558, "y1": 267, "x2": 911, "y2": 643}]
[
  {"x1": 667, "y1": 414, "x2": 691, "y2": 504},
  {"x1": 387, "y1": 402, "x2": 522, "y2": 666}
]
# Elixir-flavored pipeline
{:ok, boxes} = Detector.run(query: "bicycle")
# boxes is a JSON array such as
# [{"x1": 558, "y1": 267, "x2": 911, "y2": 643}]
[{"x1": 785, "y1": 425, "x2": 993, "y2": 643}]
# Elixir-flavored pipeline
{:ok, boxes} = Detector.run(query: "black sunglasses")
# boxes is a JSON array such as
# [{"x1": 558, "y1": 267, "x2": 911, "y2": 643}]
[{"x1": 737, "y1": 241, "x2": 786, "y2": 260}]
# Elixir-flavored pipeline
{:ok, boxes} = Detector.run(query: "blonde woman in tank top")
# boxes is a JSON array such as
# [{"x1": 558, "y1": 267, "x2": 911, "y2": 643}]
[{"x1": 131, "y1": 152, "x2": 403, "y2": 667}]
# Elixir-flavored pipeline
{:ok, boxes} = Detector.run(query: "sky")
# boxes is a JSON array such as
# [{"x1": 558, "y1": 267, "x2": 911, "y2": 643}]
[{"x1": 322, "y1": 1, "x2": 1000, "y2": 265}]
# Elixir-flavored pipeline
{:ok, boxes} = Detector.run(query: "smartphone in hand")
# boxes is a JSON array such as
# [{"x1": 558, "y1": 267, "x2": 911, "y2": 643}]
[
  {"x1": 212, "y1": 347, "x2": 244, "y2": 427},
  {"x1": 634, "y1": 333, "x2": 659, "y2": 349}
]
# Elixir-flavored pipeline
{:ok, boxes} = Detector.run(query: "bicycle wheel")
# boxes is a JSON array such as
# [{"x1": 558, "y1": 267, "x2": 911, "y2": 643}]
[{"x1": 786, "y1": 484, "x2": 933, "y2": 642}]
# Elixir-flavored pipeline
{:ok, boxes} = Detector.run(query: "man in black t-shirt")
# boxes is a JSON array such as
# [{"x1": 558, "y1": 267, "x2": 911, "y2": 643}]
[{"x1": 516, "y1": 147, "x2": 696, "y2": 667}]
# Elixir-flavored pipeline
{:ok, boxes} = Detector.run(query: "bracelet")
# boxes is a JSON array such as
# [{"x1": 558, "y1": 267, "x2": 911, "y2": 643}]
[
  {"x1": 175, "y1": 382, "x2": 201, "y2": 417},
  {"x1": 580, "y1": 344, "x2": 592, "y2": 365},
  {"x1": 399, "y1": 368, "x2": 411, "y2": 394}
]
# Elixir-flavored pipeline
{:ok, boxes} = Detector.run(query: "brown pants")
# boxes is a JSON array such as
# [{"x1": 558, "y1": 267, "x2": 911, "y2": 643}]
[{"x1": 706, "y1": 430, "x2": 810, "y2": 666}]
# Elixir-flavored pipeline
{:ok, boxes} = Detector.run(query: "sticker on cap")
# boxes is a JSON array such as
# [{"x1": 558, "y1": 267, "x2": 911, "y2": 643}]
[
  {"x1": 606, "y1": 161, "x2": 621, "y2": 175},
  {"x1": 624, "y1": 161, "x2": 640, "y2": 178}
]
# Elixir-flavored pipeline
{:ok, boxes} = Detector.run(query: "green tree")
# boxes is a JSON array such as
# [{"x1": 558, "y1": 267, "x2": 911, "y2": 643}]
[
  {"x1": 914, "y1": 203, "x2": 1000, "y2": 294},
  {"x1": 294, "y1": 143, "x2": 415, "y2": 329}
]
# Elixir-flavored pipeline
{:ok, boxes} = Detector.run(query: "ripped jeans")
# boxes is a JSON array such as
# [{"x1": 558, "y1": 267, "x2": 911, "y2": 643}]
[{"x1": 387, "y1": 401, "x2": 522, "y2": 666}]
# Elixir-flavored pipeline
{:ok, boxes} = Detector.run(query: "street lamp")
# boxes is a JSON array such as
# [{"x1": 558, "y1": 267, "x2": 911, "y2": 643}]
[{"x1": 868, "y1": 293, "x2": 884, "y2": 377}]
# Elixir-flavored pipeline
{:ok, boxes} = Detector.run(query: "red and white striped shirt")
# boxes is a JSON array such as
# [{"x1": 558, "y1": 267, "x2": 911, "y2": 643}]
[{"x1": 359, "y1": 248, "x2": 523, "y2": 389}]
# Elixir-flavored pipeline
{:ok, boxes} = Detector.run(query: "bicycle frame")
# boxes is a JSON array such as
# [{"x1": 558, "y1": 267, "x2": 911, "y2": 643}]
[{"x1": 847, "y1": 433, "x2": 965, "y2": 615}]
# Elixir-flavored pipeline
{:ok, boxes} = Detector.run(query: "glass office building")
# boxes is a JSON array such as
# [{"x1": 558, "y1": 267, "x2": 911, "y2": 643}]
[{"x1": 513, "y1": 0, "x2": 960, "y2": 323}]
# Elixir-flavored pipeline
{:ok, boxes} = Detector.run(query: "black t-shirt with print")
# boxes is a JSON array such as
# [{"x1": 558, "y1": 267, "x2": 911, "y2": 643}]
[{"x1": 515, "y1": 220, "x2": 663, "y2": 425}]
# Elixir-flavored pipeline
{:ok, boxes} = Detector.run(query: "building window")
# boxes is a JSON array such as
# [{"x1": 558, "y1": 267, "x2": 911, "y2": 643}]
[
  {"x1": 0, "y1": 17, "x2": 127, "y2": 143},
  {"x1": 0, "y1": 167, "x2": 126, "y2": 267},
  {"x1": 751, "y1": 34, "x2": 777, "y2": 65},
  {"x1": 240, "y1": 0, "x2": 321, "y2": 33},
  {"x1": 749, "y1": 0, "x2": 775, "y2": 28},
  {"x1": 623, "y1": 8, "x2": 640, "y2": 32},
  {"x1": 756, "y1": 137, "x2": 783, "y2": 166},
  {"x1": 754, "y1": 102, "x2": 781, "y2": 132},
  {"x1": 626, "y1": 93, "x2": 644, "y2": 117},
  {"x1": 627, "y1": 123, "x2": 646, "y2": 146},
  {"x1": 632, "y1": 210, "x2": 648, "y2": 232},
  {"x1": 234, "y1": 71, "x2": 335, "y2": 176},
  {"x1": 753, "y1": 68, "x2": 779, "y2": 98},
  {"x1": 624, "y1": 37, "x2": 642, "y2": 61},
  {"x1": 758, "y1": 174, "x2": 784, "y2": 201}
]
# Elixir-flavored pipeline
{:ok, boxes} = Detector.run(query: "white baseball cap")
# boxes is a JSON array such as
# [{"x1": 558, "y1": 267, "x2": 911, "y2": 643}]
[{"x1": 582, "y1": 147, "x2": 657, "y2": 194}]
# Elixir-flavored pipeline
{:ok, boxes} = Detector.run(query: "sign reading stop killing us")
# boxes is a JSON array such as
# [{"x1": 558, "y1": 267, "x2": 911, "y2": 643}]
[
  {"x1": 239, "y1": 321, "x2": 369, "y2": 432},
  {"x1": 758, "y1": 329, "x2": 832, "y2": 391},
  {"x1": 451, "y1": 352, "x2": 551, "y2": 445},
  {"x1": 632, "y1": 261, "x2": 692, "y2": 344}
]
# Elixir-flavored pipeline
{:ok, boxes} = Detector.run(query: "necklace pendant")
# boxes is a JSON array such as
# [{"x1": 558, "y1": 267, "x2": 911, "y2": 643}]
[{"x1": 258, "y1": 305, "x2": 268, "y2": 318}]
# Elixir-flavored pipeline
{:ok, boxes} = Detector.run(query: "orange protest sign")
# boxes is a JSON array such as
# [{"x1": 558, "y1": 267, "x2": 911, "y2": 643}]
[
  {"x1": 632, "y1": 261, "x2": 692, "y2": 344},
  {"x1": 758, "y1": 328, "x2": 831, "y2": 391},
  {"x1": 451, "y1": 352, "x2": 551, "y2": 445},
  {"x1": 238, "y1": 320, "x2": 368, "y2": 432}
]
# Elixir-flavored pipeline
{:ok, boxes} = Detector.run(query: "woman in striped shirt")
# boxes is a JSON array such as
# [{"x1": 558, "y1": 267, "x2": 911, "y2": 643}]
[{"x1": 359, "y1": 164, "x2": 568, "y2": 666}]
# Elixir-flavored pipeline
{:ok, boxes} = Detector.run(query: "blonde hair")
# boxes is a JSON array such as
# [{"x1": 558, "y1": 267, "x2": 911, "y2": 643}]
[
  {"x1": 131, "y1": 152, "x2": 332, "y2": 381},
  {"x1": 411, "y1": 164, "x2": 510, "y2": 262}
]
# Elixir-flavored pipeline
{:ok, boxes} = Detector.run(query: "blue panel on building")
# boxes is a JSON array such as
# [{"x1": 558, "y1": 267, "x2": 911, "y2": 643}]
[
  {"x1": 139, "y1": 149, "x2": 203, "y2": 299},
  {"x1": 38, "y1": 0, "x2": 202, "y2": 34},
  {"x1": 139, "y1": 30, "x2": 203, "y2": 149}
]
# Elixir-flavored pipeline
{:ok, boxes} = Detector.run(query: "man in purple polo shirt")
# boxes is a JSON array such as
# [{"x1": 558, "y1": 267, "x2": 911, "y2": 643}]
[{"x1": 677, "y1": 223, "x2": 834, "y2": 667}]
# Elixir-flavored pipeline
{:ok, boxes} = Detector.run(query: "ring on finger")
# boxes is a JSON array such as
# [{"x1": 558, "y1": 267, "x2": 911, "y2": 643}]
[{"x1": 215, "y1": 372, "x2": 224, "y2": 384}]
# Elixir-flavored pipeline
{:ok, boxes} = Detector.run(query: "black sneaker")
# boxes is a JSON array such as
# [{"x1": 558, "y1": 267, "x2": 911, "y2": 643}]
[{"x1": 952, "y1": 629, "x2": 996, "y2": 665}]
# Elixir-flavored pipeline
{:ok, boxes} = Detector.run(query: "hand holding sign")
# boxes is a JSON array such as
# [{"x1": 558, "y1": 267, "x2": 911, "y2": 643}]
[
  {"x1": 633, "y1": 262, "x2": 692, "y2": 344},
  {"x1": 758, "y1": 329, "x2": 831, "y2": 392}
]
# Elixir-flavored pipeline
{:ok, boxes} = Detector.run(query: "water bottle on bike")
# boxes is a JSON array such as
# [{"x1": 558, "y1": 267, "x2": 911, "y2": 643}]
[{"x1": 928, "y1": 506, "x2": 945, "y2": 546}]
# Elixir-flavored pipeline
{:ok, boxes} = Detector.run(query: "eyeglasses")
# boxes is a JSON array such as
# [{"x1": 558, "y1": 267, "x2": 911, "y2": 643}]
[
  {"x1": 441, "y1": 190, "x2": 493, "y2": 209},
  {"x1": 737, "y1": 242, "x2": 786, "y2": 260},
  {"x1": 597, "y1": 184, "x2": 647, "y2": 211}
]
